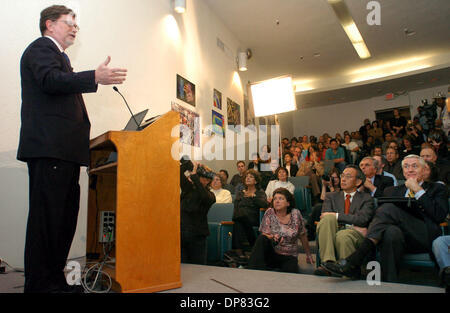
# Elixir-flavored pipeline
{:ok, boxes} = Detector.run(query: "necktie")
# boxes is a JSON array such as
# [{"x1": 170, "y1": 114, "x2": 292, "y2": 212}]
[
  {"x1": 344, "y1": 194, "x2": 351, "y2": 215},
  {"x1": 408, "y1": 190, "x2": 415, "y2": 198},
  {"x1": 61, "y1": 51, "x2": 72, "y2": 68}
]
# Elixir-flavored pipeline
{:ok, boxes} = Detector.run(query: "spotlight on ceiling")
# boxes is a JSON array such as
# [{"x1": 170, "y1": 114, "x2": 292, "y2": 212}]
[
  {"x1": 237, "y1": 49, "x2": 252, "y2": 71},
  {"x1": 174, "y1": 0, "x2": 186, "y2": 14}
]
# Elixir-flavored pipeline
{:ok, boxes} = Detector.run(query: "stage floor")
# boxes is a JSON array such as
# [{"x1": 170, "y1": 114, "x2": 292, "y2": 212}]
[
  {"x1": 0, "y1": 262, "x2": 444, "y2": 293},
  {"x1": 161, "y1": 263, "x2": 444, "y2": 293}
]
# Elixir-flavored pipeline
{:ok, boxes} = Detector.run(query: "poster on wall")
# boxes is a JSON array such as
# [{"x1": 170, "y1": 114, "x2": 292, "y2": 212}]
[
  {"x1": 171, "y1": 102, "x2": 200, "y2": 147},
  {"x1": 176, "y1": 74, "x2": 196, "y2": 107},
  {"x1": 212, "y1": 110, "x2": 225, "y2": 137},
  {"x1": 213, "y1": 89, "x2": 222, "y2": 110},
  {"x1": 227, "y1": 97, "x2": 241, "y2": 132}
]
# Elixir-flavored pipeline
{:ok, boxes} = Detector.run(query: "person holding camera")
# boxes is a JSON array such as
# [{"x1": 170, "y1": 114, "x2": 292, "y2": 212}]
[
  {"x1": 247, "y1": 188, "x2": 313, "y2": 273},
  {"x1": 180, "y1": 158, "x2": 216, "y2": 264}
]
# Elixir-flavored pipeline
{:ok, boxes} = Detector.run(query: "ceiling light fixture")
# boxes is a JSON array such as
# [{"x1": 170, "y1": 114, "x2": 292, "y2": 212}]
[
  {"x1": 174, "y1": 0, "x2": 186, "y2": 14},
  {"x1": 328, "y1": 0, "x2": 371, "y2": 59}
]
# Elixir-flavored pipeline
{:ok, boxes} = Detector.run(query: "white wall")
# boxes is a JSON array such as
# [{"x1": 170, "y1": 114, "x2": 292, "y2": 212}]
[
  {"x1": 0, "y1": 0, "x2": 261, "y2": 267},
  {"x1": 290, "y1": 84, "x2": 449, "y2": 138}
]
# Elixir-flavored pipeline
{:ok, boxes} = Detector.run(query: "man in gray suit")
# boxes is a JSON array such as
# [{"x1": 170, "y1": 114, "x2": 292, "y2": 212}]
[{"x1": 314, "y1": 165, "x2": 375, "y2": 276}]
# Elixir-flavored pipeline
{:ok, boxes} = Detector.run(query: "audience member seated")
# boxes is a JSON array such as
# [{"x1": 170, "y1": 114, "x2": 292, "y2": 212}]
[
  {"x1": 323, "y1": 155, "x2": 449, "y2": 282},
  {"x1": 265, "y1": 167, "x2": 295, "y2": 203},
  {"x1": 306, "y1": 168, "x2": 342, "y2": 241},
  {"x1": 232, "y1": 169, "x2": 269, "y2": 256},
  {"x1": 399, "y1": 135, "x2": 420, "y2": 159},
  {"x1": 317, "y1": 142, "x2": 327, "y2": 161},
  {"x1": 325, "y1": 139, "x2": 346, "y2": 173},
  {"x1": 371, "y1": 146, "x2": 383, "y2": 157},
  {"x1": 362, "y1": 135, "x2": 375, "y2": 158},
  {"x1": 283, "y1": 152, "x2": 298, "y2": 177},
  {"x1": 314, "y1": 165, "x2": 375, "y2": 276},
  {"x1": 342, "y1": 134, "x2": 360, "y2": 164},
  {"x1": 180, "y1": 159, "x2": 216, "y2": 265},
  {"x1": 247, "y1": 188, "x2": 313, "y2": 273},
  {"x1": 384, "y1": 147, "x2": 405, "y2": 180},
  {"x1": 297, "y1": 146, "x2": 324, "y2": 202},
  {"x1": 420, "y1": 147, "x2": 449, "y2": 185},
  {"x1": 210, "y1": 174, "x2": 232, "y2": 203},
  {"x1": 219, "y1": 169, "x2": 234, "y2": 194},
  {"x1": 248, "y1": 152, "x2": 261, "y2": 172},
  {"x1": 301, "y1": 135, "x2": 311, "y2": 151},
  {"x1": 423, "y1": 160, "x2": 443, "y2": 184},
  {"x1": 368, "y1": 120, "x2": 384, "y2": 145},
  {"x1": 427, "y1": 130, "x2": 449, "y2": 161},
  {"x1": 230, "y1": 161, "x2": 246, "y2": 192},
  {"x1": 405, "y1": 122, "x2": 425, "y2": 148},
  {"x1": 432, "y1": 236, "x2": 450, "y2": 293},
  {"x1": 358, "y1": 156, "x2": 394, "y2": 198},
  {"x1": 382, "y1": 132, "x2": 394, "y2": 154},
  {"x1": 373, "y1": 155, "x2": 398, "y2": 186},
  {"x1": 260, "y1": 145, "x2": 272, "y2": 165},
  {"x1": 260, "y1": 158, "x2": 280, "y2": 191}
]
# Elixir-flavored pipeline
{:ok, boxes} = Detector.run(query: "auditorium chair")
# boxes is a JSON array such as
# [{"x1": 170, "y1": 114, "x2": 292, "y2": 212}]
[{"x1": 207, "y1": 203, "x2": 234, "y2": 263}]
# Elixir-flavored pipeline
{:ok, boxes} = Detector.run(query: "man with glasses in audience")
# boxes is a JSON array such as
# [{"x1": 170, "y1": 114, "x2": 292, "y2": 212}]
[
  {"x1": 314, "y1": 165, "x2": 375, "y2": 276},
  {"x1": 17, "y1": 5, "x2": 127, "y2": 293},
  {"x1": 324, "y1": 155, "x2": 449, "y2": 282}
]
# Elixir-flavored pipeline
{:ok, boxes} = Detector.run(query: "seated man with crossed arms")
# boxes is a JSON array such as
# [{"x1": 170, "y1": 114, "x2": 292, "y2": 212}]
[{"x1": 314, "y1": 165, "x2": 375, "y2": 276}]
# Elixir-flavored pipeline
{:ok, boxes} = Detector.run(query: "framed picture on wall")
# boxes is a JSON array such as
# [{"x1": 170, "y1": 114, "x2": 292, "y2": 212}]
[
  {"x1": 176, "y1": 74, "x2": 196, "y2": 107},
  {"x1": 227, "y1": 97, "x2": 241, "y2": 132},
  {"x1": 171, "y1": 101, "x2": 200, "y2": 147},
  {"x1": 213, "y1": 89, "x2": 222, "y2": 110},
  {"x1": 212, "y1": 110, "x2": 225, "y2": 137}
]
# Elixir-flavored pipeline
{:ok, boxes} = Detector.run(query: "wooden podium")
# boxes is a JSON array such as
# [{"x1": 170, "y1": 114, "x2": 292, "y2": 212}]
[{"x1": 86, "y1": 111, "x2": 182, "y2": 293}]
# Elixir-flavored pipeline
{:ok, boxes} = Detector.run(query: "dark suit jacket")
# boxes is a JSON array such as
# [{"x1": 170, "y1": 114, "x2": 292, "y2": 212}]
[
  {"x1": 322, "y1": 191, "x2": 375, "y2": 227},
  {"x1": 363, "y1": 174, "x2": 394, "y2": 198},
  {"x1": 383, "y1": 182, "x2": 449, "y2": 242},
  {"x1": 287, "y1": 163, "x2": 299, "y2": 177},
  {"x1": 17, "y1": 37, "x2": 98, "y2": 166}
]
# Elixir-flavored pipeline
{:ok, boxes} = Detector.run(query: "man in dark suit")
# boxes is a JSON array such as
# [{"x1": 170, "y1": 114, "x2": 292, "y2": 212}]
[
  {"x1": 18, "y1": 5, "x2": 127, "y2": 293},
  {"x1": 358, "y1": 156, "x2": 394, "y2": 197},
  {"x1": 314, "y1": 165, "x2": 375, "y2": 276},
  {"x1": 324, "y1": 155, "x2": 449, "y2": 282}
]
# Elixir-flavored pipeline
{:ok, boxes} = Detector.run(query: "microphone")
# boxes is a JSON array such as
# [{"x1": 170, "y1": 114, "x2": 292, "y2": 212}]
[{"x1": 113, "y1": 86, "x2": 140, "y2": 128}]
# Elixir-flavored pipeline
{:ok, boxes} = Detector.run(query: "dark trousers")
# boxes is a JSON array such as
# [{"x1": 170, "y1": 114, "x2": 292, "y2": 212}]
[
  {"x1": 181, "y1": 231, "x2": 207, "y2": 265},
  {"x1": 24, "y1": 158, "x2": 81, "y2": 293},
  {"x1": 232, "y1": 216, "x2": 257, "y2": 250},
  {"x1": 367, "y1": 203, "x2": 430, "y2": 282},
  {"x1": 248, "y1": 235, "x2": 299, "y2": 273}
]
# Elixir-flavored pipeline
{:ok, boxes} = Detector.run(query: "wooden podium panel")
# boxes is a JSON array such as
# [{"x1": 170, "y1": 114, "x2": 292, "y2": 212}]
[{"x1": 87, "y1": 111, "x2": 181, "y2": 293}]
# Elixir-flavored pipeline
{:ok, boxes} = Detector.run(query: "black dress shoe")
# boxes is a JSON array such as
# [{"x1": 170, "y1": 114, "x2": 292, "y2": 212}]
[
  {"x1": 322, "y1": 259, "x2": 360, "y2": 279},
  {"x1": 314, "y1": 266, "x2": 332, "y2": 276}
]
